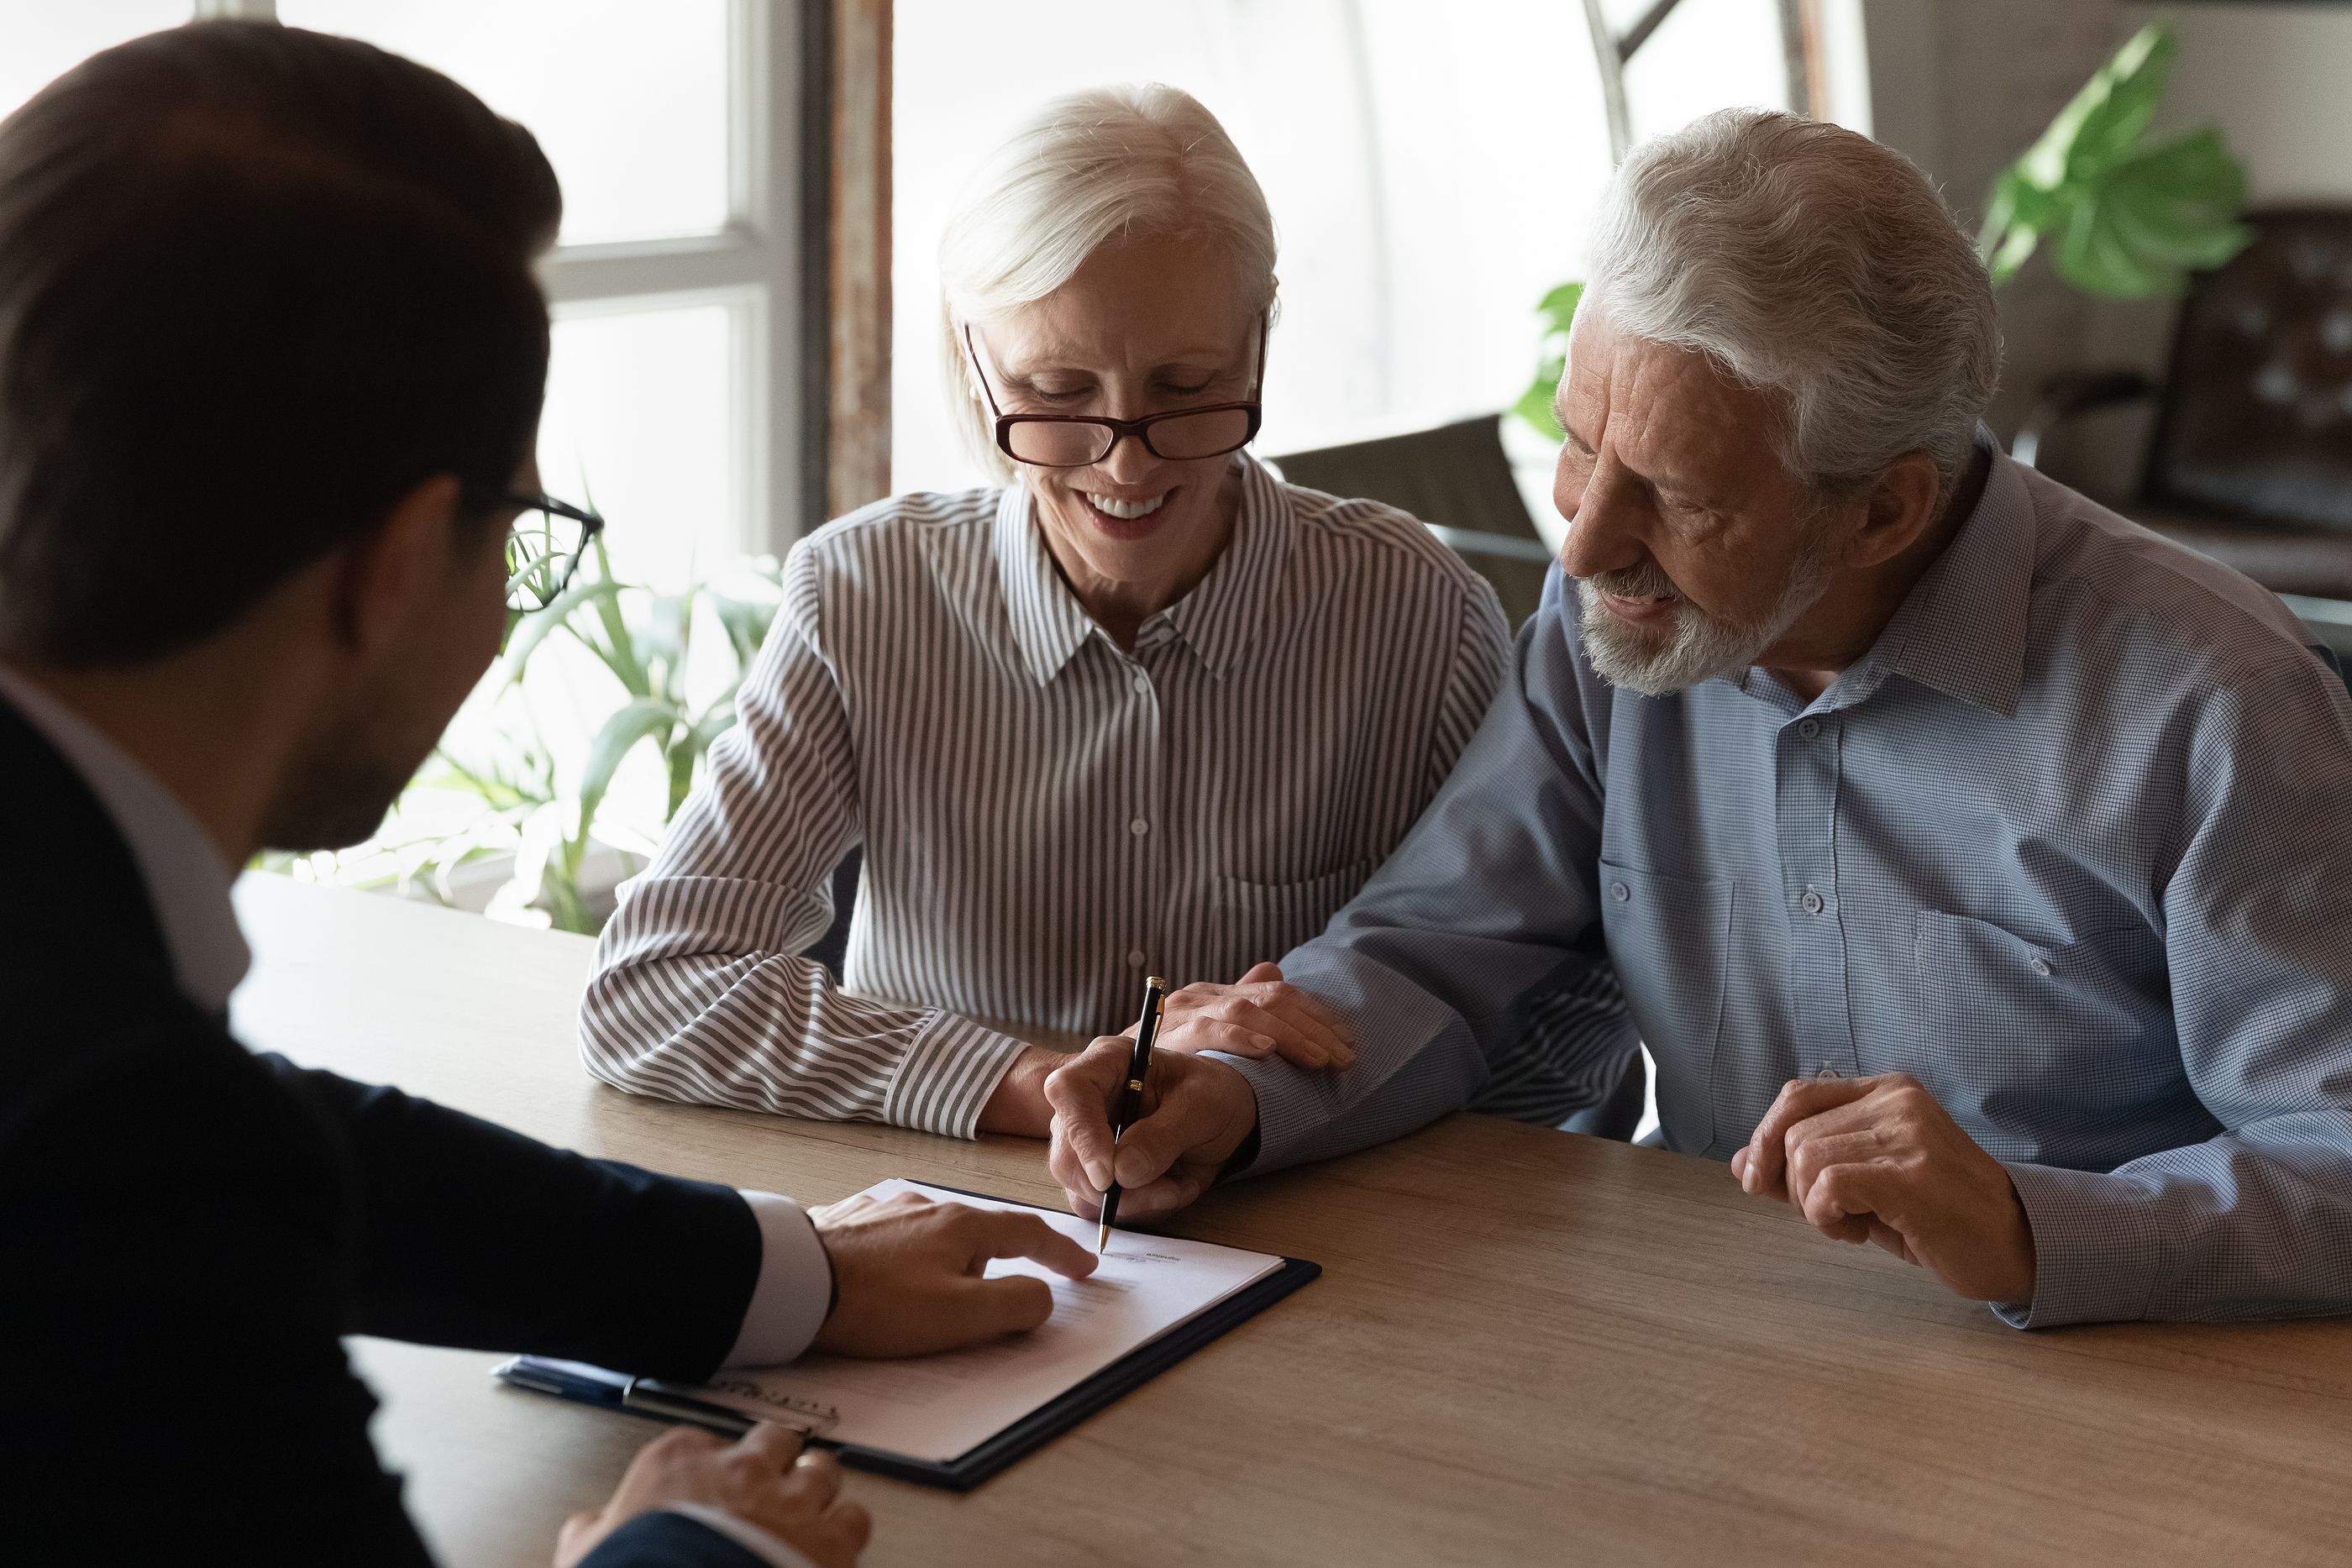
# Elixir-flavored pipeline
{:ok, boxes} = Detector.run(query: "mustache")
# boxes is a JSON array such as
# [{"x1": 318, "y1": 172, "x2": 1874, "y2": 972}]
[{"x1": 1581, "y1": 559, "x2": 1681, "y2": 599}]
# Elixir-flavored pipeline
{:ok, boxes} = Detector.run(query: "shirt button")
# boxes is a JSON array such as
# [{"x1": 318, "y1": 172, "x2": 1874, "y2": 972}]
[
  {"x1": 1127, "y1": 950, "x2": 1147, "y2": 968},
  {"x1": 2030, "y1": 956, "x2": 2053, "y2": 978},
  {"x1": 1129, "y1": 818, "x2": 1150, "y2": 836},
  {"x1": 1609, "y1": 880, "x2": 1630, "y2": 903},
  {"x1": 1800, "y1": 887, "x2": 1825, "y2": 915},
  {"x1": 1132, "y1": 674, "x2": 1152, "y2": 695},
  {"x1": 1798, "y1": 718, "x2": 1821, "y2": 739}
]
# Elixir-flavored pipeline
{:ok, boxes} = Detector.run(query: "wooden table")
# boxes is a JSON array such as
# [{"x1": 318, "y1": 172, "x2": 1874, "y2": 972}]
[{"x1": 229, "y1": 875, "x2": 2352, "y2": 1567}]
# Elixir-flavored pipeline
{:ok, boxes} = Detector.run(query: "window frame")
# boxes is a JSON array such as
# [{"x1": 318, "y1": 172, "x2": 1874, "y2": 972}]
[{"x1": 193, "y1": 0, "x2": 811, "y2": 557}]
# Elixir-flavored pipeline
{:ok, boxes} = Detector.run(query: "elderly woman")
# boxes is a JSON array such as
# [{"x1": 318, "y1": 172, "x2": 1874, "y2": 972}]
[{"x1": 580, "y1": 84, "x2": 1630, "y2": 1139}]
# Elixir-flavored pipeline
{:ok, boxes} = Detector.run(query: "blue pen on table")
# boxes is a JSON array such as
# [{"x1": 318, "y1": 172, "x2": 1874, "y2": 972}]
[{"x1": 1095, "y1": 974, "x2": 1168, "y2": 1252}]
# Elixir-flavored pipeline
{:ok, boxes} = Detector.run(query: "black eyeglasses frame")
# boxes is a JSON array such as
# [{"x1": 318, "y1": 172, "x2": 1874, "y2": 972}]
[
  {"x1": 475, "y1": 489, "x2": 606, "y2": 611},
  {"x1": 962, "y1": 315, "x2": 1269, "y2": 469}
]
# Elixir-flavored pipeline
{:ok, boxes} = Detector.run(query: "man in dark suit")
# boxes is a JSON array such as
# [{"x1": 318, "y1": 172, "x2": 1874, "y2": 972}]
[{"x1": 0, "y1": 22, "x2": 1094, "y2": 1567}]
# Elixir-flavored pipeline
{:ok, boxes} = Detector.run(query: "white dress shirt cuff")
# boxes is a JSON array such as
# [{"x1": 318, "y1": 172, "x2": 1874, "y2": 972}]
[
  {"x1": 722, "y1": 1191, "x2": 834, "y2": 1367},
  {"x1": 665, "y1": 1503, "x2": 823, "y2": 1568}
]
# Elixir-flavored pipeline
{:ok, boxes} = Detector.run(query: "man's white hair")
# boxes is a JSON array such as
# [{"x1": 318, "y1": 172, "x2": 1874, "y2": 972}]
[
  {"x1": 937, "y1": 84, "x2": 1278, "y2": 483},
  {"x1": 1583, "y1": 108, "x2": 2001, "y2": 501}
]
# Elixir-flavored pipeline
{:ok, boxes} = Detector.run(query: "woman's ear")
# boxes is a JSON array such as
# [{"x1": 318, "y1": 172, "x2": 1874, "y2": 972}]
[
  {"x1": 1848, "y1": 452, "x2": 1945, "y2": 570},
  {"x1": 329, "y1": 474, "x2": 465, "y2": 653}
]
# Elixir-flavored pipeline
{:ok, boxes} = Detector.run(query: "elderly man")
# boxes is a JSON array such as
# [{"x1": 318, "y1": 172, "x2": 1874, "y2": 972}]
[{"x1": 1044, "y1": 108, "x2": 2352, "y2": 1328}]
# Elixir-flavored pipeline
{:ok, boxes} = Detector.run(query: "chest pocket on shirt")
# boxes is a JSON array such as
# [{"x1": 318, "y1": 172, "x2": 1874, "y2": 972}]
[
  {"x1": 1212, "y1": 858, "x2": 1378, "y2": 921},
  {"x1": 1205, "y1": 859, "x2": 1378, "y2": 973},
  {"x1": 1903, "y1": 910, "x2": 2172, "y2": 1122},
  {"x1": 1598, "y1": 857, "x2": 1733, "y2": 1153}
]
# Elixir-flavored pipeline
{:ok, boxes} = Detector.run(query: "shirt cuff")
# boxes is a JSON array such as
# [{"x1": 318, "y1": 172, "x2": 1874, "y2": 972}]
[
  {"x1": 1213, "y1": 1051, "x2": 1320, "y2": 1174},
  {"x1": 665, "y1": 1503, "x2": 823, "y2": 1568},
  {"x1": 722, "y1": 1191, "x2": 833, "y2": 1367},
  {"x1": 1987, "y1": 1161, "x2": 2161, "y2": 1329},
  {"x1": 879, "y1": 1012, "x2": 1028, "y2": 1137}
]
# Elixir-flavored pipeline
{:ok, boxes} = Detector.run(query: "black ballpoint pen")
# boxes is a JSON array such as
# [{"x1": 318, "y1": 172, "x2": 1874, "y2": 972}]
[{"x1": 1097, "y1": 974, "x2": 1168, "y2": 1251}]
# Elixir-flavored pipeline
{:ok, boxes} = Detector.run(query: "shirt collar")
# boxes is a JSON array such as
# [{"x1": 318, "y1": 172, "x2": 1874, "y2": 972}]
[
  {"x1": 1749, "y1": 433, "x2": 2032, "y2": 720},
  {"x1": 1851, "y1": 439, "x2": 2036, "y2": 719},
  {"x1": 0, "y1": 665, "x2": 250, "y2": 1013},
  {"x1": 1157, "y1": 454, "x2": 1294, "y2": 680},
  {"x1": 993, "y1": 452, "x2": 1296, "y2": 685}
]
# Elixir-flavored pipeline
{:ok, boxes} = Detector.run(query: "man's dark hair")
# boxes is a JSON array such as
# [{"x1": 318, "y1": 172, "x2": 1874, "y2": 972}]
[{"x1": 0, "y1": 20, "x2": 561, "y2": 666}]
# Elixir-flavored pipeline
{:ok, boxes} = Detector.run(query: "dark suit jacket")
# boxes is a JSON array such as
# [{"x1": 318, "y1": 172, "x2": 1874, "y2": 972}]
[{"x1": 0, "y1": 695, "x2": 782, "y2": 1566}]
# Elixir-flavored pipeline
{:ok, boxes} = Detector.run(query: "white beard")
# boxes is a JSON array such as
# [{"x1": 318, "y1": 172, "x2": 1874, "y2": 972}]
[{"x1": 1576, "y1": 523, "x2": 1846, "y2": 697}]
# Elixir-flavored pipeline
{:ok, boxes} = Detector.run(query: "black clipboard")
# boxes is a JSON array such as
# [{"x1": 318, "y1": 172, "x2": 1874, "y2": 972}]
[{"x1": 496, "y1": 1183, "x2": 1320, "y2": 1491}]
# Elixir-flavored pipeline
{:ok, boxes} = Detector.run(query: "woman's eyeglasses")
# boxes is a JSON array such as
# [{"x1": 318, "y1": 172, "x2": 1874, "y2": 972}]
[
  {"x1": 478, "y1": 490, "x2": 606, "y2": 611},
  {"x1": 963, "y1": 317, "x2": 1268, "y2": 469}
]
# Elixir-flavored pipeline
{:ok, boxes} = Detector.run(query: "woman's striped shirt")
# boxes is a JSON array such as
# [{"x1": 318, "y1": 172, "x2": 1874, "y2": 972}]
[{"x1": 580, "y1": 454, "x2": 1630, "y2": 1135}]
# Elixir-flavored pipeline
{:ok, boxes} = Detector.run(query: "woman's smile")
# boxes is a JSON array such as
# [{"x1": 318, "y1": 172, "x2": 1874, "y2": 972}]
[{"x1": 1075, "y1": 486, "x2": 1175, "y2": 538}]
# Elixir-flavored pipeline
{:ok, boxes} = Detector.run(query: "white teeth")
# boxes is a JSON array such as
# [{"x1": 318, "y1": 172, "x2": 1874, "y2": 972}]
[{"x1": 1084, "y1": 491, "x2": 1167, "y2": 521}]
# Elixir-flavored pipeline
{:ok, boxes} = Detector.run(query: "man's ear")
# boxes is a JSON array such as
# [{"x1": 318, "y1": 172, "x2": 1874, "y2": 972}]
[
  {"x1": 1846, "y1": 452, "x2": 1945, "y2": 570},
  {"x1": 330, "y1": 475, "x2": 465, "y2": 655}
]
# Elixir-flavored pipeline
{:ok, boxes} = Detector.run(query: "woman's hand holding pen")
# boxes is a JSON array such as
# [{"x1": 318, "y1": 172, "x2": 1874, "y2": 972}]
[
  {"x1": 1153, "y1": 962, "x2": 1357, "y2": 1070},
  {"x1": 1045, "y1": 1042, "x2": 1259, "y2": 1224}
]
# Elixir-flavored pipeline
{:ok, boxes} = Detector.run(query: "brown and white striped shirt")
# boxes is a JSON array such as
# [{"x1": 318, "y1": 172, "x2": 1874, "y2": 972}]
[{"x1": 581, "y1": 454, "x2": 1625, "y2": 1136}]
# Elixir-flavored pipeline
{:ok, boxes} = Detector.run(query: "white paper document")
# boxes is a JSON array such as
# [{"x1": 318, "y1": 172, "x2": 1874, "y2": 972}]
[{"x1": 686, "y1": 1179, "x2": 1285, "y2": 1463}]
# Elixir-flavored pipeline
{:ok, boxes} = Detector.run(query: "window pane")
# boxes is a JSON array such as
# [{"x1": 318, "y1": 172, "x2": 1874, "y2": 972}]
[
  {"x1": 278, "y1": 0, "x2": 730, "y2": 246},
  {"x1": 0, "y1": 0, "x2": 188, "y2": 121},
  {"x1": 1623, "y1": 0, "x2": 1790, "y2": 143},
  {"x1": 538, "y1": 302, "x2": 739, "y2": 593},
  {"x1": 890, "y1": 0, "x2": 1614, "y2": 496}
]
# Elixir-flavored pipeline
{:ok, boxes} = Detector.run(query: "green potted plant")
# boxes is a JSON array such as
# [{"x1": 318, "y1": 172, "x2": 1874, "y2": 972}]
[
  {"x1": 1977, "y1": 22, "x2": 2251, "y2": 298},
  {"x1": 265, "y1": 536, "x2": 785, "y2": 935}
]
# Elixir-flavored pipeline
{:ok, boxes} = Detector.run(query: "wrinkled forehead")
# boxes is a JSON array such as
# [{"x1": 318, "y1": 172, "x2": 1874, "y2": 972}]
[{"x1": 1562, "y1": 310, "x2": 1794, "y2": 497}]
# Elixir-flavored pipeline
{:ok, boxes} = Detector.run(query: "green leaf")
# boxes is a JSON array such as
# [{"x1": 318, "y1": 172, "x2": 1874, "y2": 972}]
[
  {"x1": 642, "y1": 591, "x2": 693, "y2": 705},
  {"x1": 1513, "y1": 378, "x2": 1564, "y2": 442},
  {"x1": 2015, "y1": 23, "x2": 2173, "y2": 191},
  {"x1": 1514, "y1": 281, "x2": 1582, "y2": 440},
  {"x1": 584, "y1": 536, "x2": 649, "y2": 697},
  {"x1": 575, "y1": 695, "x2": 680, "y2": 843},
  {"x1": 504, "y1": 578, "x2": 622, "y2": 680},
  {"x1": 711, "y1": 593, "x2": 780, "y2": 669},
  {"x1": 1977, "y1": 22, "x2": 2248, "y2": 301},
  {"x1": 1535, "y1": 281, "x2": 1585, "y2": 334},
  {"x1": 2055, "y1": 199, "x2": 2170, "y2": 299}
]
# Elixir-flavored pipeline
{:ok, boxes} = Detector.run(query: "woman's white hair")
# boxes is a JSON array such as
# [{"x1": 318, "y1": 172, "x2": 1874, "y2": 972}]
[
  {"x1": 1583, "y1": 108, "x2": 2001, "y2": 501},
  {"x1": 937, "y1": 83, "x2": 1278, "y2": 482}
]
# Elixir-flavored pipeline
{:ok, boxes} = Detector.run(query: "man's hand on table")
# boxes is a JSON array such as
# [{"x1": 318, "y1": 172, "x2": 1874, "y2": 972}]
[
  {"x1": 977, "y1": 962, "x2": 1350, "y2": 1139},
  {"x1": 555, "y1": 1422, "x2": 869, "y2": 1568},
  {"x1": 1044, "y1": 1039, "x2": 1259, "y2": 1222},
  {"x1": 1732, "y1": 1072, "x2": 2037, "y2": 1305},
  {"x1": 808, "y1": 1189, "x2": 1097, "y2": 1356}
]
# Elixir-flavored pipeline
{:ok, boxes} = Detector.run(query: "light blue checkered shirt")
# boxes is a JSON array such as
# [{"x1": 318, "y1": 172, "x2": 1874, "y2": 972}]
[{"x1": 1225, "y1": 447, "x2": 2352, "y2": 1329}]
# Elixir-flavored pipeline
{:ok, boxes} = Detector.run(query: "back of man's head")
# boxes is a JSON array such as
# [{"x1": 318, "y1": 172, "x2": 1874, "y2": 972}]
[{"x1": 0, "y1": 19, "x2": 559, "y2": 668}]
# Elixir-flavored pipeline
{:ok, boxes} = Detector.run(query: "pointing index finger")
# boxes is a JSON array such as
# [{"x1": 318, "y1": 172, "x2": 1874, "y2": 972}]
[{"x1": 964, "y1": 1208, "x2": 1100, "y2": 1280}]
